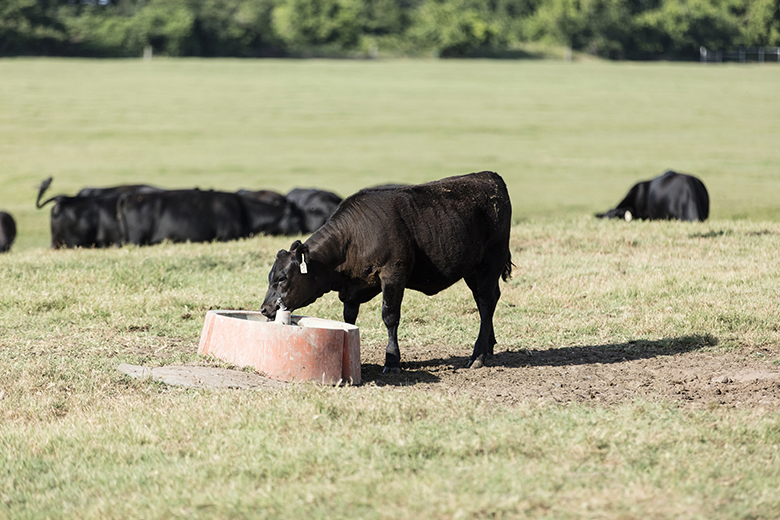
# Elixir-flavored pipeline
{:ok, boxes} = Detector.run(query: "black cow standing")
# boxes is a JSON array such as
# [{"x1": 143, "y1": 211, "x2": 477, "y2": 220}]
[
  {"x1": 35, "y1": 177, "x2": 159, "y2": 248},
  {"x1": 261, "y1": 171, "x2": 513, "y2": 373},
  {"x1": 285, "y1": 188, "x2": 343, "y2": 233},
  {"x1": 596, "y1": 170, "x2": 709, "y2": 222},
  {"x1": 0, "y1": 211, "x2": 16, "y2": 253}
]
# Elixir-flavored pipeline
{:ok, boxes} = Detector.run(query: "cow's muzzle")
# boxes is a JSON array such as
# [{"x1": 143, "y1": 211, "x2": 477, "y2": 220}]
[{"x1": 260, "y1": 297, "x2": 284, "y2": 320}]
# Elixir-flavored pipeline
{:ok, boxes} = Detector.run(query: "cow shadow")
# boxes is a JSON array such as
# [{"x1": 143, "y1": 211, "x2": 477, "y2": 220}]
[
  {"x1": 488, "y1": 334, "x2": 718, "y2": 369},
  {"x1": 362, "y1": 334, "x2": 717, "y2": 386},
  {"x1": 361, "y1": 362, "x2": 443, "y2": 386}
]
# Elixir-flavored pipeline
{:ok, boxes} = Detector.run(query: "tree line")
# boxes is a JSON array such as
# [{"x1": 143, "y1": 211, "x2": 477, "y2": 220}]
[{"x1": 2, "y1": 0, "x2": 779, "y2": 60}]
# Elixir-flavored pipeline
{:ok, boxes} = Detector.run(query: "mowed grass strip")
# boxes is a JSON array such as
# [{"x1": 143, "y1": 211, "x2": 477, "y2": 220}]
[
  {"x1": 3, "y1": 391, "x2": 780, "y2": 519},
  {"x1": 2, "y1": 218, "x2": 780, "y2": 518},
  {"x1": 2, "y1": 59, "x2": 780, "y2": 250}
]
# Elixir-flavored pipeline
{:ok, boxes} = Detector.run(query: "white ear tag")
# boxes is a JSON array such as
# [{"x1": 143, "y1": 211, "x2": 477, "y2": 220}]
[{"x1": 300, "y1": 254, "x2": 308, "y2": 274}]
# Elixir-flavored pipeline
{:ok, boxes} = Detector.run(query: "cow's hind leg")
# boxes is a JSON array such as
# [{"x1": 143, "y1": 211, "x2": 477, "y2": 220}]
[
  {"x1": 380, "y1": 281, "x2": 405, "y2": 374},
  {"x1": 464, "y1": 258, "x2": 505, "y2": 368}
]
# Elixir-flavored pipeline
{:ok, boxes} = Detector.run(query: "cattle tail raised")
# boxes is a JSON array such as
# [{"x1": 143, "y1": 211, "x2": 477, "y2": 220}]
[{"x1": 261, "y1": 171, "x2": 513, "y2": 373}]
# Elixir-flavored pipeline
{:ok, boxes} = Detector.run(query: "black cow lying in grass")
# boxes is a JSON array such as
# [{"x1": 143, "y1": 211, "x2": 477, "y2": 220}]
[
  {"x1": 118, "y1": 188, "x2": 305, "y2": 245},
  {"x1": 36, "y1": 177, "x2": 160, "y2": 248},
  {"x1": 261, "y1": 171, "x2": 513, "y2": 373},
  {"x1": 596, "y1": 170, "x2": 709, "y2": 222},
  {"x1": 285, "y1": 188, "x2": 343, "y2": 233},
  {"x1": 0, "y1": 211, "x2": 16, "y2": 253}
]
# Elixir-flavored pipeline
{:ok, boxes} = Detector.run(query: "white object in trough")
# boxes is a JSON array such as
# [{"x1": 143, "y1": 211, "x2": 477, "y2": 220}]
[
  {"x1": 198, "y1": 310, "x2": 361, "y2": 385},
  {"x1": 275, "y1": 308, "x2": 292, "y2": 325}
]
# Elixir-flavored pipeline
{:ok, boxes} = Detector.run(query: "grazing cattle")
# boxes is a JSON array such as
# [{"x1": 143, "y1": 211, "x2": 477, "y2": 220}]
[
  {"x1": 35, "y1": 177, "x2": 155, "y2": 248},
  {"x1": 596, "y1": 170, "x2": 709, "y2": 222},
  {"x1": 237, "y1": 191, "x2": 305, "y2": 236},
  {"x1": 118, "y1": 189, "x2": 249, "y2": 245},
  {"x1": 285, "y1": 188, "x2": 343, "y2": 233},
  {"x1": 0, "y1": 211, "x2": 16, "y2": 253},
  {"x1": 261, "y1": 171, "x2": 513, "y2": 373}
]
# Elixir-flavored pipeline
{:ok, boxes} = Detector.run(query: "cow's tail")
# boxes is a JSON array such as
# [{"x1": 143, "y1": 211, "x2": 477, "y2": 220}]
[
  {"x1": 501, "y1": 251, "x2": 514, "y2": 282},
  {"x1": 35, "y1": 177, "x2": 57, "y2": 209}
]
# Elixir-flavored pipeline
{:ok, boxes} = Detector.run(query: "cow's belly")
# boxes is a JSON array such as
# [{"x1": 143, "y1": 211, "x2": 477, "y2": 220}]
[{"x1": 406, "y1": 272, "x2": 462, "y2": 296}]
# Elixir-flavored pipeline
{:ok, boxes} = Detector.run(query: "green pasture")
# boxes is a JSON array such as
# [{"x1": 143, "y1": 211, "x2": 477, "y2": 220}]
[
  {"x1": 1, "y1": 58, "x2": 780, "y2": 250},
  {"x1": 2, "y1": 59, "x2": 780, "y2": 518},
  {"x1": 2, "y1": 220, "x2": 780, "y2": 519}
]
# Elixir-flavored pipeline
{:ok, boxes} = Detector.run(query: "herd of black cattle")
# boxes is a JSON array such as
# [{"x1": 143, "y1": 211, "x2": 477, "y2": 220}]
[{"x1": 0, "y1": 170, "x2": 708, "y2": 254}]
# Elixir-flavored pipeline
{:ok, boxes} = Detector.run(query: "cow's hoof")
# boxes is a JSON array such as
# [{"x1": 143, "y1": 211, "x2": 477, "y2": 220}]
[
  {"x1": 467, "y1": 356, "x2": 485, "y2": 369},
  {"x1": 382, "y1": 366, "x2": 401, "y2": 374}
]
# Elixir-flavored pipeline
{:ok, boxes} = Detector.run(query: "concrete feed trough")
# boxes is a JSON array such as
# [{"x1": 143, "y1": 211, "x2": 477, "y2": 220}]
[{"x1": 198, "y1": 310, "x2": 361, "y2": 385}]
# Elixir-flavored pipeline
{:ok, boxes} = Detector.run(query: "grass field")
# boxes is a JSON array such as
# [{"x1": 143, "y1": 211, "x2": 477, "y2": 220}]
[
  {"x1": 2, "y1": 58, "x2": 780, "y2": 250},
  {"x1": 2, "y1": 59, "x2": 780, "y2": 518}
]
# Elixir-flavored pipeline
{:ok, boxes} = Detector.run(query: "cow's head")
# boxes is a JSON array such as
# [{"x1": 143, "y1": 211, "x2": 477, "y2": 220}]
[
  {"x1": 260, "y1": 240, "x2": 323, "y2": 320},
  {"x1": 596, "y1": 207, "x2": 634, "y2": 221}
]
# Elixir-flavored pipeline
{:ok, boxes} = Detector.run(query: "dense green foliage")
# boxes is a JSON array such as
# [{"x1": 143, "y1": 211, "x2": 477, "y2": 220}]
[{"x1": 2, "y1": 0, "x2": 779, "y2": 59}]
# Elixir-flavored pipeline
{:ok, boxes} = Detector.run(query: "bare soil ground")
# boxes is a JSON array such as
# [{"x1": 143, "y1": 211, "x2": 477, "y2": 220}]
[
  {"x1": 144, "y1": 335, "x2": 780, "y2": 410},
  {"x1": 359, "y1": 341, "x2": 780, "y2": 409}
]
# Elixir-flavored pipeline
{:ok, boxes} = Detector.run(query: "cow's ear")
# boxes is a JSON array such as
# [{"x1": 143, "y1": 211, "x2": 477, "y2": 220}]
[
  {"x1": 276, "y1": 249, "x2": 286, "y2": 259},
  {"x1": 289, "y1": 240, "x2": 303, "y2": 252},
  {"x1": 295, "y1": 243, "x2": 310, "y2": 274}
]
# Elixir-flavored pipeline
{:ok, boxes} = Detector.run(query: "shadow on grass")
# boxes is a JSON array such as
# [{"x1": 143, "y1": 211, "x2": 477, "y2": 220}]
[
  {"x1": 492, "y1": 334, "x2": 719, "y2": 368},
  {"x1": 361, "y1": 362, "x2": 443, "y2": 386},
  {"x1": 362, "y1": 334, "x2": 718, "y2": 386}
]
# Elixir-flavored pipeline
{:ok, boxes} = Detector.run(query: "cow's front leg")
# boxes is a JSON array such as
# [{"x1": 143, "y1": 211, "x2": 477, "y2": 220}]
[
  {"x1": 381, "y1": 283, "x2": 404, "y2": 374},
  {"x1": 343, "y1": 301, "x2": 360, "y2": 325}
]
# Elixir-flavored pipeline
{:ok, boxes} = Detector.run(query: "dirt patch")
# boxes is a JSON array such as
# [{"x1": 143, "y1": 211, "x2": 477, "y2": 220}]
[
  {"x1": 359, "y1": 340, "x2": 780, "y2": 409},
  {"x1": 118, "y1": 363, "x2": 285, "y2": 390},
  {"x1": 148, "y1": 333, "x2": 780, "y2": 409}
]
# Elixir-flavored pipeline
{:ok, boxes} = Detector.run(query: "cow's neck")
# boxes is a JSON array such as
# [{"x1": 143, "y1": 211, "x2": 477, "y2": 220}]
[{"x1": 303, "y1": 224, "x2": 350, "y2": 291}]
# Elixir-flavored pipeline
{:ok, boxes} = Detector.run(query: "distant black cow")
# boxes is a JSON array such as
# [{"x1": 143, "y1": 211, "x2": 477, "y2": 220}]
[
  {"x1": 237, "y1": 191, "x2": 305, "y2": 236},
  {"x1": 118, "y1": 188, "x2": 306, "y2": 245},
  {"x1": 118, "y1": 189, "x2": 249, "y2": 245},
  {"x1": 0, "y1": 211, "x2": 16, "y2": 253},
  {"x1": 596, "y1": 170, "x2": 709, "y2": 222},
  {"x1": 77, "y1": 184, "x2": 159, "y2": 197},
  {"x1": 285, "y1": 188, "x2": 343, "y2": 233},
  {"x1": 236, "y1": 189, "x2": 287, "y2": 207},
  {"x1": 261, "y1": 171, "x2": 513, "y2": 373},
  {"x1": 35, "y1": 177, "x2": 158, "y2": 248}
]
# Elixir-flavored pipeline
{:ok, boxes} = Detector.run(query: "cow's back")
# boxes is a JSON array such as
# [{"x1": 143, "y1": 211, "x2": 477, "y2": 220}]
[
  {"x1": 327, "y1": 171, "x2": 511, "y2": 292},
  {"x1": 648, "y1": 171, "x2": 709, "y2": 222}
]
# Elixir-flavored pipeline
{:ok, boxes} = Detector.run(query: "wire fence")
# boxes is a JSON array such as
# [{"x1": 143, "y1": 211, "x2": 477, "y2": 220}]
[{"x1": 700, "y1": 46, "x2": 780, "y2": 63}]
